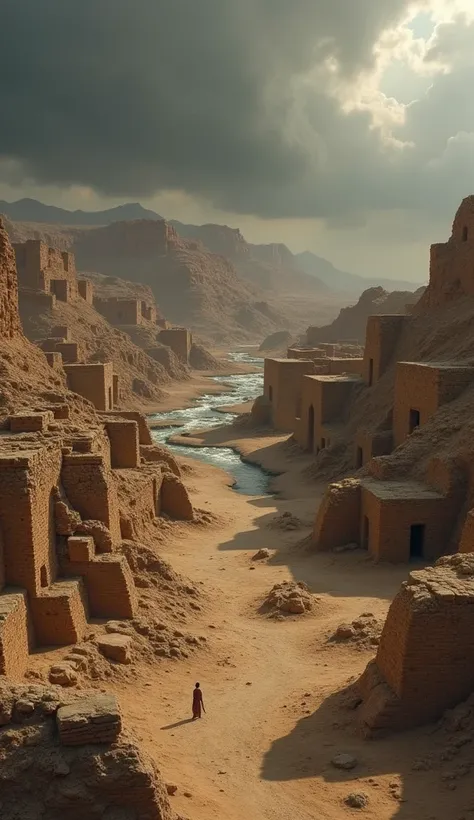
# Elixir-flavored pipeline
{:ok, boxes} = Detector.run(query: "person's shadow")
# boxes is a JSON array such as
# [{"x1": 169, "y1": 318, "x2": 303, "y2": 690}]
[{"x1": 160, "y1": 718, "x2": 196, "y2": 730}]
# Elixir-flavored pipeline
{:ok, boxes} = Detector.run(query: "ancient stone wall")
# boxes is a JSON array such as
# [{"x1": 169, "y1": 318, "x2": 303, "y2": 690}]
[
  {"x1": 0, "y1": 592, "x2": 29, "y2": 678},
  {"x1": 263, "y1": 358, "x2": 315, "y2": 432},
  {"x1": 64, "y1": 363, "x2": 114, "y2": 411},
  {"x1": 356, "y1": 554, "x2": 474, "y2": 733},
  {"x1": 393, "y1": 362, "x2": 474, "y2": 447},
  {"x1": 100, "y1": 410, "x2": 153, "y2": 444},
  {"x1": 0, "y1": 218, "x2": 22, "y2": 339},
  {"x1": 354, "y1": 430, "x2": 393, "y2": 468},
  {"x1": 30, "y1": 579, "x2": 88, "y2": 647},
  {"x1": 363, "y1": 315, "x2": 407, "y2": 386},
  {"x1": 158, "y1": 328, "x2": 192, "y2": 363}
]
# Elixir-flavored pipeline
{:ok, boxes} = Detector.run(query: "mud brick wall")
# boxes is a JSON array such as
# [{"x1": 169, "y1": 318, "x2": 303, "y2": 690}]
[
  {"x1": 10, "y1": 411, "x2": 54, "y2": 432},
  {"x1": 19, "y1": 288, "x2": 56, "y2": 315},
  {"x1": 141, "y1": 301, "x2": 157, "y2": 322},
  {"x1": 30, "y1": 579, "x2": 88, "y2": 647},
  {"x1": 0, "y1": 446, "x2": 62, "y2": 595},
  {"x1": 328, "y1": 357, "x2": 364, "y2": 376},
  {"x1": 61, "y1": 453, "x2": 121, "y2": 545},
  {"x1": 105, "y1": 421, "x2": 140, "y2": 468},
  {"x1": 64, "y1": 362, "x2": 114, "y2": 411},
  {"x1": 113, "y1": 375, "x2": 120, "y2": 405},
  {"x1": 360, "y1": 481, "x2": 456, "y2": 562},
  {"x1": 372, "y1": 556, "x2": 474, "y2": 727},
  {"x1": 51, "y1": 278, "x2": 77, "y2": 302},
  {"x1": 45, "y1": 351, "x2": 63, "y2": 370},
  {"x1": 158, "y1": 328, "x2": 192, "y2": 363},
  {"x1": 51, "y1": 325, "x2": 70, "y2": 340},
  {"x1": 77, "y1": 278, "x2": 93, "y2": 303},
  {"x1": 0, "y1": 592, "x2": 29, "y2": 678},
  {"x1": 354, "y1": 430, "x2": 393, "y2": 468},
  {"x1": 264, "y1": 358, "x2": 315, "y2": 433},
  {"x1": 100, "y1": 410, "x2": 152, "y2": 444},
  {"x1": 394, "y1": 362, "x2": 474, "y2": 447},
  {"x1": 363, "y1": 315, "x2": 407, "y2": 386},
  {"x1": 287, "y1": 347, "x2": 326, "y2": 360},
  {"x1": 61, "y1": 555, "x2": 137, "y2": 619},
  {"x1": 0, "y1": 219, "x2": 22, "y2": 339},
  {"x1": 94, "y1": 297, "x2": 142, "y2": 326},
  {"x1": 55, "y1": 342, "x2": 79, "y2": 363},
  {"x1": 312, "y1": 479, "x2": 361, "y2": 550}
]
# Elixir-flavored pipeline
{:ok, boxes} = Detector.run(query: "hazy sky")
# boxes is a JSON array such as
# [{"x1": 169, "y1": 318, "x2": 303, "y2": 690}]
[{"x1": 1, "y1": 1, "x2": 473, "y2": 282}]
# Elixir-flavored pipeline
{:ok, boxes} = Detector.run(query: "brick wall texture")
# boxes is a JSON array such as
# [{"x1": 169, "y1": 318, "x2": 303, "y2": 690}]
[
  {"x1": 0, "y1": 218, "x2": 22, "y2": 339},
  {"x1": 363, "y1": 315, "x2": 406, "y2": 385}
]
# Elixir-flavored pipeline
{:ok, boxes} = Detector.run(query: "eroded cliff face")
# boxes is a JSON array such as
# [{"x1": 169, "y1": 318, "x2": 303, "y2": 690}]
[{"x1": 0, "y1": 218, "x2": 22, "y2": 339}]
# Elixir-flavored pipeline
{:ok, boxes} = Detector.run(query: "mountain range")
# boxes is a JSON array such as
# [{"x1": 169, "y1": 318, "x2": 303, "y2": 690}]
[{"x1": 0, "y1": 198, "x2": 424, "y2": 294}]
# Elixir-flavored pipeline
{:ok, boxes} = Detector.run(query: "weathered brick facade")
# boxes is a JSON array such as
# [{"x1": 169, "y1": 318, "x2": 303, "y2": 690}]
[
  {"x1": 263, "y1": 358, "x2": 315, "y2": 432},
  {"x1": 158, "y1": 328, "x2": 192, "y2": 363}
]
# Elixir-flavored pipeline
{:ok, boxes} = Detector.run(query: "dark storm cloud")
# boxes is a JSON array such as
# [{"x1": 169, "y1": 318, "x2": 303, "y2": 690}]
[{"x1": 0, "y1": 0, "x2": 472, "y2": 219}]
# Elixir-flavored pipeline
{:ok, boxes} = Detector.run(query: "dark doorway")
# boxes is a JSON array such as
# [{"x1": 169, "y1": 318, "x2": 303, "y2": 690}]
[
  {"x1": 356, "y1": 446, "x2": 363, "y2": 468},
  {"x1": 321, "y1": 437, "x2": 326, "y2": 449},
  {"x1": 410, "y1": 524, "x2": 425, "y2": 559},
  {"x1": 268, "y1": 385, "x2": 273, "y2": 402},
  {"x1": 40, "y1": 564, "x2": 48, "y2": 588},
  {"x1": 368, "y1": 358, "x2": 374, "y2": 386},
  {"x1": 409, "y1": 408, "x2": 420, "y2": 434},
  {"x1": 307, "y1": 404, "x2": 315, "y2": 452},
  {"x1": 108, "y1": 387, "x2": 113, "y2": 409},
  {"x1": 362, "y1": 516, "x2": 369, "y2": 549},
  {"x1": 462, "y1": 226, "x2": 468, "y2": 242}
]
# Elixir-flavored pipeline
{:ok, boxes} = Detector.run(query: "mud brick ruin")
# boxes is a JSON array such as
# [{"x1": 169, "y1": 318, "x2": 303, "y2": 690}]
[
  {"x1": 256, "y1": 196, "x2": 474, "y2": 732},
  {"x1": 0, "y1": 220, "x2": 195, "y2": 681},
  {"x1": 93, "y1": 296, "x2": 158, "y2": 326}
]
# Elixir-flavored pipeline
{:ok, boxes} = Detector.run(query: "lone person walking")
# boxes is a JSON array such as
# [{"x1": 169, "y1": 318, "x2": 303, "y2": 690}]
[{"x1": 192, "y1": 682, "x2": 205, "y2": 719}]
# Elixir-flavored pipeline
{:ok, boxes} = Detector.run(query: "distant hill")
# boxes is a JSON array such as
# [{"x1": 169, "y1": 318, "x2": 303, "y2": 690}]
[
  {"x1": 0, "y1": 198, "x2": 162, "y2": 226},
  {"x1": 296, "y1": 250, "x2": 424, "y2": 294}
]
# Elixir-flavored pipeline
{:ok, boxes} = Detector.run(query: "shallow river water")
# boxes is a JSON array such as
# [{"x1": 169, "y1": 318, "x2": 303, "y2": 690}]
[{"x1": 148, "y1": 352, "x2": 271, "y2": 495}]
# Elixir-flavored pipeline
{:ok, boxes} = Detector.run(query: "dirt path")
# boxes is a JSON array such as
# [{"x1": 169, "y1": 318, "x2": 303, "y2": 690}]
[{"x1": 114, "y1": 436, "x2": 465, "y2": 820}]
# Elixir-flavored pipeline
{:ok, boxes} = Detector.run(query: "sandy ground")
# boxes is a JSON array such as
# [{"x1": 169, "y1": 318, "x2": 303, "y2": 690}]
[{"x1": 100, "y1": 421, "x2": 467, "y2": 820}]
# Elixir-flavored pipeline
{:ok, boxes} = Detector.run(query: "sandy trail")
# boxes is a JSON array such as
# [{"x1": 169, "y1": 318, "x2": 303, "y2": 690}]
[{"x1": 107, "y1": 417, "x2": 466, "y2": 820}]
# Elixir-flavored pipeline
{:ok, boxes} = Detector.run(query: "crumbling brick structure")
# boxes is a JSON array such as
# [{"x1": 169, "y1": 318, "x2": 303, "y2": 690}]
[
  {"x1": 94, "y1": 297, "x2": 142, "y2": 326},
  {"x1": 105, "y1": 420, "x2": 140, "y2": 469},
  {"x1": 14, "y1": 240, "x2": 78, "y2": 302},
  {"x1": 354, "y1": 429, "x2": 393, "y2": 468},
  {"x1": 393, "y1": 361, "x2": 474, "y2": 446},
  {"x1": 77, "y1": 278, "x2": 94, "y2": 303},
  {"x1": 416, "y1": 196, "x2": 474, "y2": 311},
  {"x1": 313, "y1": 461, "x2": 463, "y2": 562},
  {"x1": 287, "y1": 347, "x2": 327, "y2": 360},
  {"x1": 294, "y1": 374, "x2": 360, "y2": 453},
  {"x1": 158, "y1": 327, "x2": 192, "y2": 364},
  {"x1": 355, "y1": 554, "x2": 474, "y2": 734},
  {"x1": 363, "y1": 314, "x2": 407, "y2": 386},
  {"x1": 263, "y1": 358, "x2": 315, "y2": 432},
  {"x1": 64, "y1": 363, "x2": 115, "y2": 411}
]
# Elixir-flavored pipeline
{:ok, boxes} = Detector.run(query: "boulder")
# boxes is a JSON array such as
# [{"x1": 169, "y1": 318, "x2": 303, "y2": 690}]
[{"x1": 97, "y1": 634, "x2": 133, "y2": 665}]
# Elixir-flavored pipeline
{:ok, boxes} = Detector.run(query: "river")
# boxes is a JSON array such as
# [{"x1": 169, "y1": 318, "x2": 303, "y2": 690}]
[{"x1": 148, "y1": 352, "x2": 271, "y2": 495}]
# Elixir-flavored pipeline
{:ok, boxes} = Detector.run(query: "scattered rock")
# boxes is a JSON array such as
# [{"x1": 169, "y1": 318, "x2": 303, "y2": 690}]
[
  {"x1": 344, "y1": 793, "x2": 369, "y2": 809},
  {"x1": 15, "y1": 699, "x2": 35, "y2": 716},
  {"x1": 268, "y1": 511, "x2": 302, "y2": 531},
  {"x1": 332, "y1": 753, "x2": 358, "y2": 771},
  {"x1": 330, "y1": 613, "x2": 382, "y2": 650},
  {"x1": 49, "y1": 664, "x2": 78, "y2": 688},
  {"x1": 96, "y1": 634, "x2": 133, "y2": 665},
  {"x1": 252, "y1": 548, "x2": 270, "y2": 561},
  {"x1": 262, "y1": 581, "x2": 313, "y2": 616},
  {"x1": 166, "y1": 783, "x2": 178, "y2": 796}
]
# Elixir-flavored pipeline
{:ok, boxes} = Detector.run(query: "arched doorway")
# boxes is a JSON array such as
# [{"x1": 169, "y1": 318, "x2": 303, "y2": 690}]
[{"x1": 307, "y1": 404, "x2": 315, "y2": 452}]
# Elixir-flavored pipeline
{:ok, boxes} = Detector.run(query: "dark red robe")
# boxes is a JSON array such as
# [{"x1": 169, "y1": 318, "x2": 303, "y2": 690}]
[{"x1": 192, "y1": 688, "x2": 203, "y2": 718}]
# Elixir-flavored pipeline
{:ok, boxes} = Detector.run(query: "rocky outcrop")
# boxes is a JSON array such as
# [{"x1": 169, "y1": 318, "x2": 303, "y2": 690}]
[
  {"x1": 259, "y1": 330, "x2": 292, "y2": 352},
  {"x1": 306, "y1": 286, "x2": 424, "y2": 345},
  {"x1": 0, "y1": 217, "x2": 22, "y2": 338}
]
